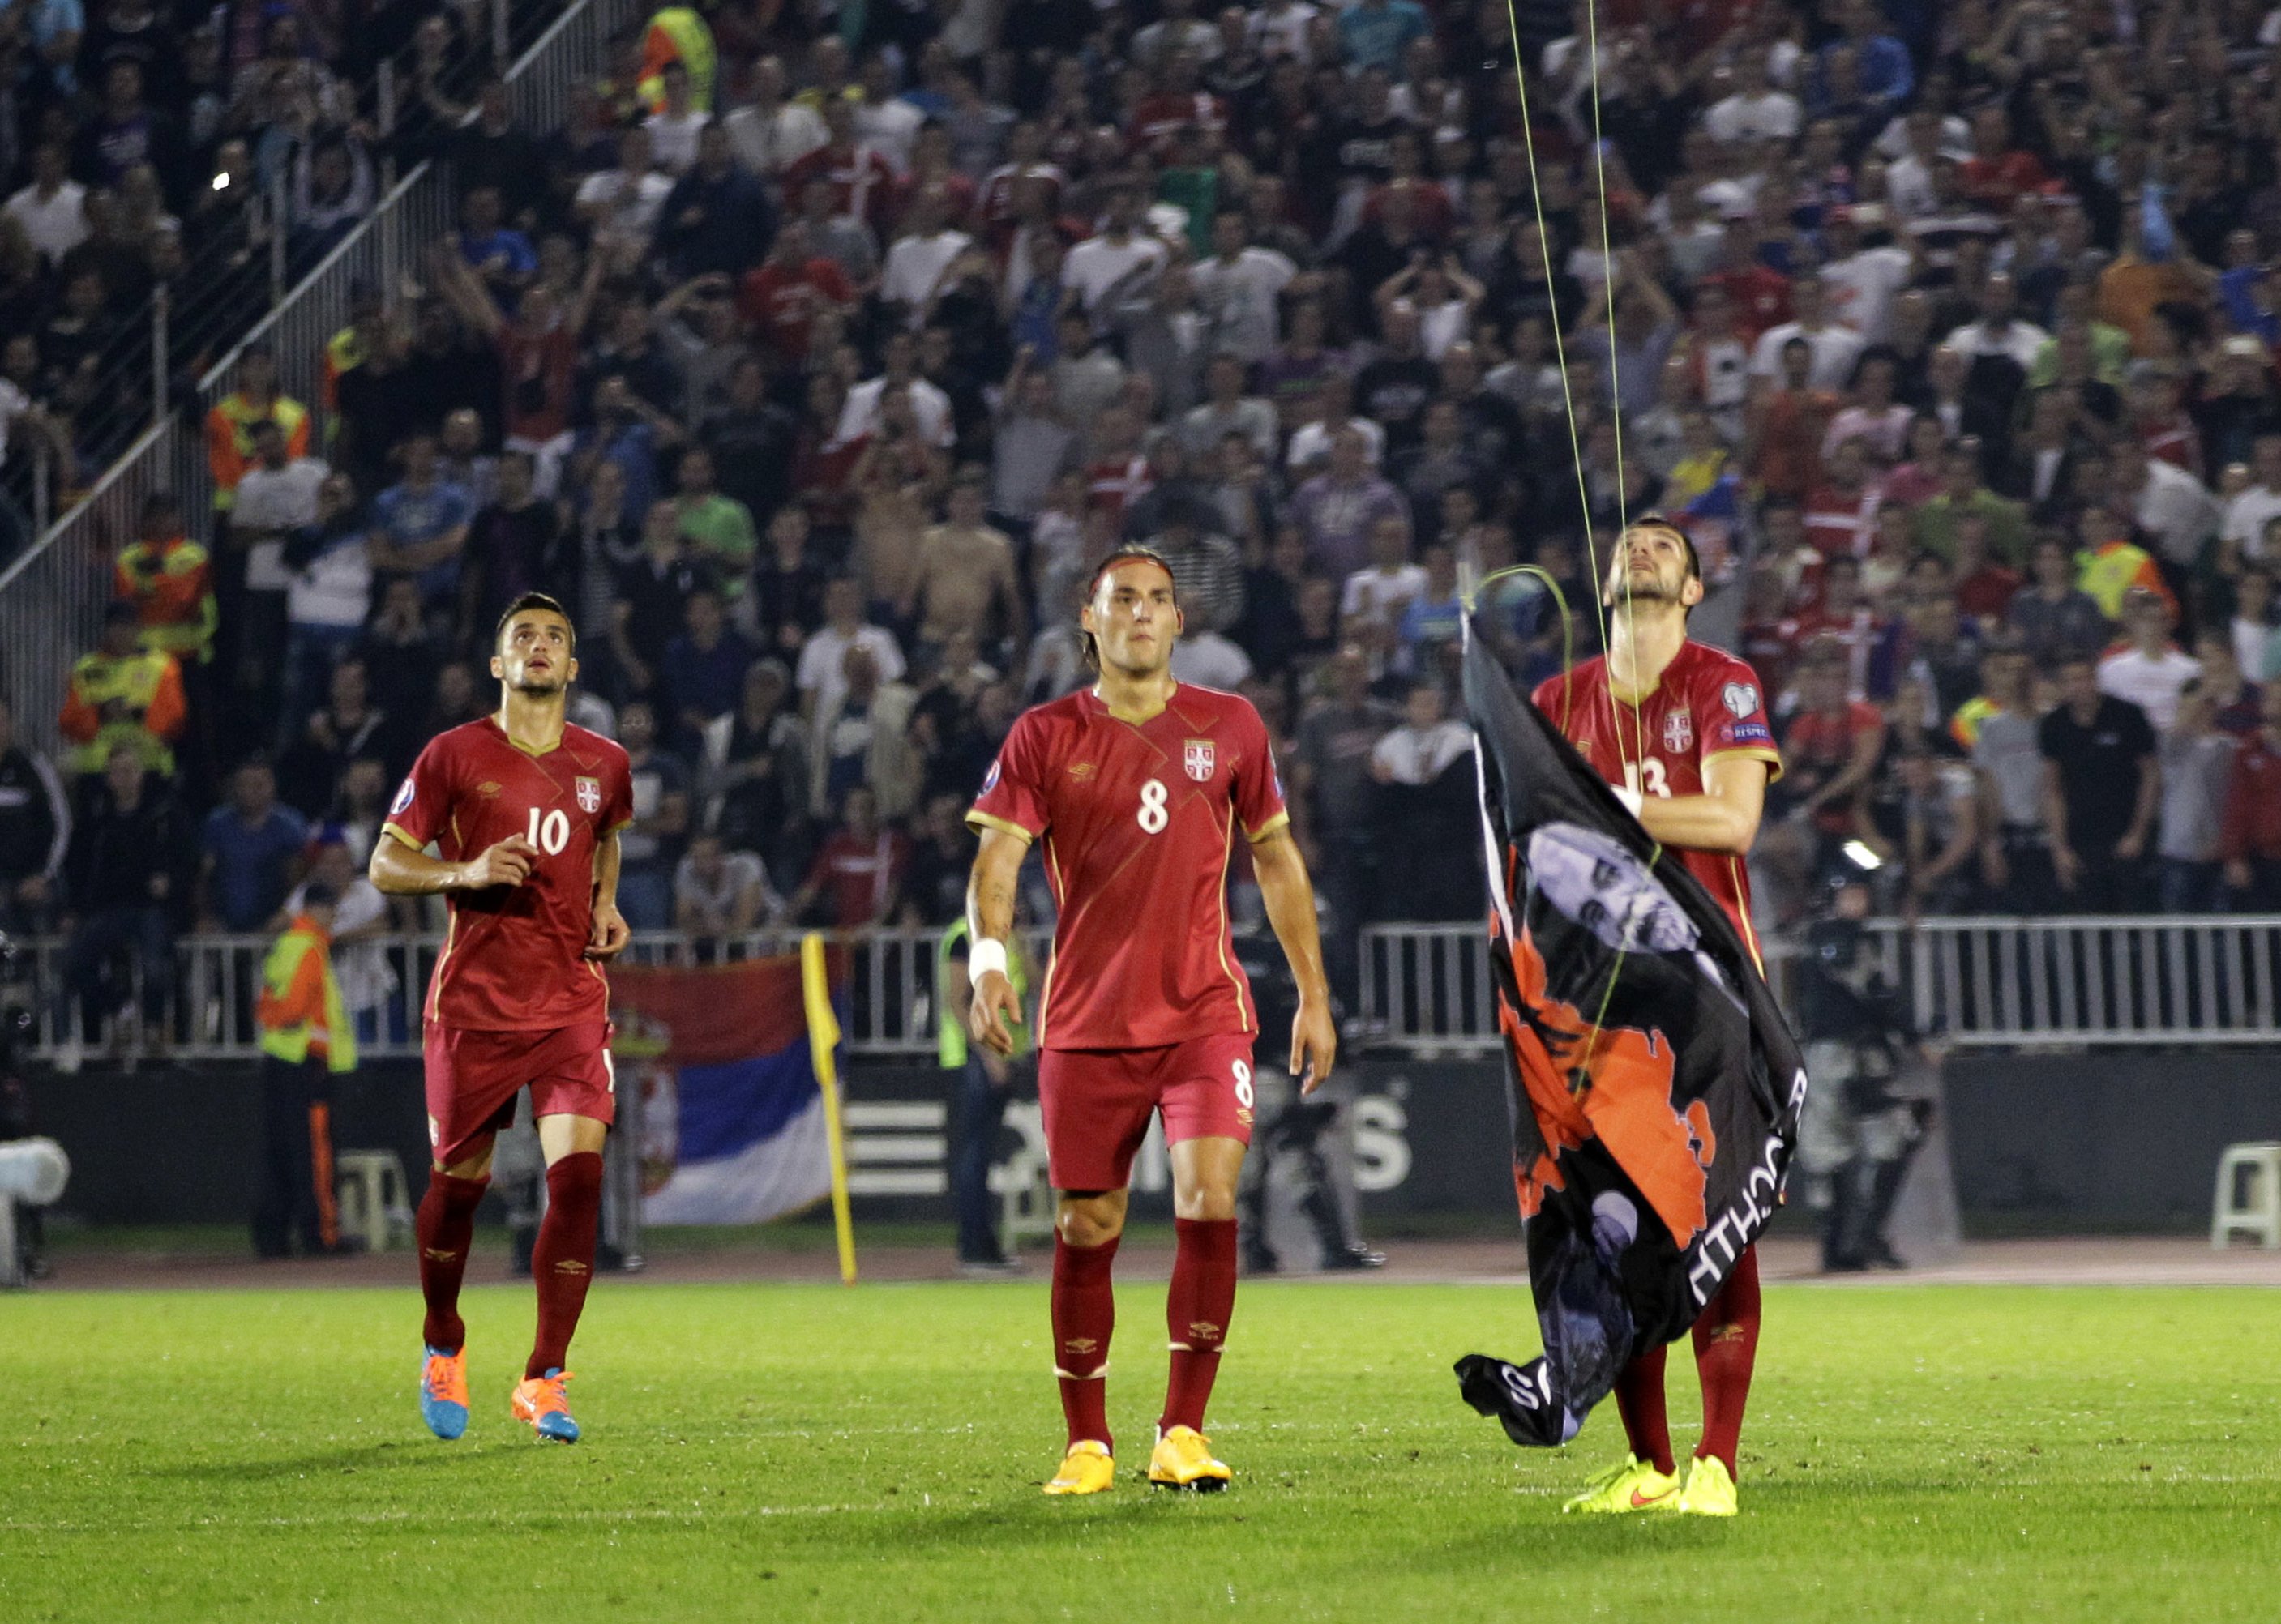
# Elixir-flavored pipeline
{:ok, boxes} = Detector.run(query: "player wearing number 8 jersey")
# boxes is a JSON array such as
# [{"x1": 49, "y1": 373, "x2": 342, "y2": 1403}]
[
  {"x1": 370, "y1": 592, "x2": 635, "y2": 1446},
  {"x1": 965, "y1": 546, "x2": 1337, "y2": 1495},
  {"x1": 1529, "y1": 519, "x2": 1782, "y2": 1517}
]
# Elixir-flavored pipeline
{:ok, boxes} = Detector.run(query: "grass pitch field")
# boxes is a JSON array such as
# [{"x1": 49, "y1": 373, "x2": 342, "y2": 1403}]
[{"x1": 3, "y1": 1277, "x2": 2278, "y2": 1622}]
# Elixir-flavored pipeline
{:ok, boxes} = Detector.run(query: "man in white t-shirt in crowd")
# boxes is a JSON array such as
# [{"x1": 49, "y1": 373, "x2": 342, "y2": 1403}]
[
  {"x1": 2098, "y1": 588, "x2": 2202, "y2": 732},
  {"x1": 1286, "y1": 373, "x2": 1387, "y2": 473},
  {"x1": 2, "y1": 143, "x2": 88, "y2": 265},
  {"x1": 1702, "y1": 51, "x2": 1800, "y2": 147},
  {"x1": 796, "y1": 576, "x2": 907, "y2": 720},
  {"x1": 1188, "y1": 206, "x2": 1296, "y2": 364},
  {"x1": 1943, "y1": 270, "x2": 2048, "y2": 372},
  {"x1": 1061, "y1": 185, "x2": 1170, "y2": 323},
  {"x1": 1341, "y1": 513, "x2": 1427, "y2": 677},
  {"x1": 722, "y1": 55, "x2": 828, "y2": 177},
  {"x1": 643, "y1": 61, "x2": 711, "y2": 175},
  {"x1": 2223, "y1": 432, "x2": 2281, "y2": 558},
  {"x1": 1749, "y1": 271, "x2": 1865, "y2": 391},
  {"x1": 879, "y1": 181, "x2": 974, "y2": 327},
  {"x1": 575, "y1": 126, "x2": 674, "y2": 258},
  {"x1": 2112, "y1": 435, "x2": 2221, "y2": 568},
  {"x1": 1820, "y1": 204, "x2": 1913, "y2": 344},
  {"x1": 674, "y1": 830, "x2": 785, "y2": 943},
  {"x1": 1370, "y1": 680, "x2": 1472, "y2": 784},
  {"x1": 834, "y1": 328, "x2": 955, "y2": 447},
  {"x1": 279, "y1": 470, "x2": 375, "y2": 745},
  {"x1": 232, "y1": 420, "x2": 331, "y2": 709}
]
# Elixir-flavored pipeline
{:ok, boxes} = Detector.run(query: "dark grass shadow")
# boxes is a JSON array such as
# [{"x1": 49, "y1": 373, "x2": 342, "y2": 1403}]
[{"x1": 148, "y1": 1439, "x2": 516, "y2": 1483}]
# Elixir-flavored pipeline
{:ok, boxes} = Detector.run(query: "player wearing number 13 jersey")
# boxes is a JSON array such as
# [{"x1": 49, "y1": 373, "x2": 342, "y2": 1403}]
[
  {"x1": 371, "y1": 592, "x2": 634, "y2": 1447},
  {"x1": 1530, "y1": 519, "x2": 1782, "y2": 1518},
  {"x1": 965, "y1": 547, "x2": 1337, "y2": 1496}
]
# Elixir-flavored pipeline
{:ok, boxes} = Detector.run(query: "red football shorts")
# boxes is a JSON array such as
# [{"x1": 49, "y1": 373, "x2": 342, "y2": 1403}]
[
  {"x1": 1037, "y1": 1032, "x2": 1257, "y2": 1192},
  {"x1": 423, "y1": 1022, "x2": 616, "y2": 1166}
]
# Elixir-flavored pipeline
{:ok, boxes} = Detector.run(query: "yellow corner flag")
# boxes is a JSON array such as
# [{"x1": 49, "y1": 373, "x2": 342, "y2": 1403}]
[{"x1": 801, "y1": 934, "x2": 858, "y2": 1284}]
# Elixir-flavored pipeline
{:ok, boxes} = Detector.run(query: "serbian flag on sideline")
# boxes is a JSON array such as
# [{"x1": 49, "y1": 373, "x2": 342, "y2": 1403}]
[
  {"x1": 1453, "y1": 611, "x2": 1808, "y2": 1448},
  {"x1": 611, "y1": 953, "x2": 844, "y2": 1225}
]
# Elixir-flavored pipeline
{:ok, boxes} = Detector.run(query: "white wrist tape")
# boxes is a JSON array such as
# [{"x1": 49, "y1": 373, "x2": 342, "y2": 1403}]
[
  {"x1": 968, "y1": 937, "x2": 1009, "y2": 981},
  {"x1": 1613, "y1": 786, "x2": 1645, "y2": 818}
]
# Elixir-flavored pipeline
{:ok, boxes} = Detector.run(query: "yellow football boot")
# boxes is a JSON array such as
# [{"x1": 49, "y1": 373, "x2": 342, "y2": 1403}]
[
  {"x1": 1042, "y1": 1440, "x2": 1115, "y2": 1495},
  {"x1": 1675, "y1": 1454, "x2": 1739, "y2": 1516},
  {"x1": 1146, "y1": 1425, "x2": 1231, "y2": 1491},
  {"x1": 1560, "y1": 1454, "x2": 1681, "y2": 1514}
]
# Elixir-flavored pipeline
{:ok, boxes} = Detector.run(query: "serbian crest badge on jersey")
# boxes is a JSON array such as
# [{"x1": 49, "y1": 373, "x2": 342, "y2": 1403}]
[
  {"x1": 1663, "y1": 711, "x2": 1693, "y2": 754},
  {"x1": 1185, "y1": 740, "x2": 1216, "y2": 782},
  {"x1": 576, "y1": 776, "x2": 601, "y2": 814}
]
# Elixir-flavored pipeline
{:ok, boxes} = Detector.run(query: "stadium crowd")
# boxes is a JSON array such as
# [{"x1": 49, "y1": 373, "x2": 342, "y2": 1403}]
[
  {"x1": 0, "y1": 0, "x2": 544, "y2": 544},
  {"x1": 12, "y1": 0, "x2": 2281, "y2": 1043}
]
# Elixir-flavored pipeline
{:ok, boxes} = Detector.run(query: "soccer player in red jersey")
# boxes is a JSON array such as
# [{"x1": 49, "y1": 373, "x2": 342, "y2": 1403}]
[
  {"x1": 965, "y1": 547, "x2": 1337, "y2": 1495},
  {"x1": 1529, "y1": 519, "x2": 1782, "y2": 1518},
  {"x1": 370, "y1": 593, "x2": 634, "y2": 1445}
]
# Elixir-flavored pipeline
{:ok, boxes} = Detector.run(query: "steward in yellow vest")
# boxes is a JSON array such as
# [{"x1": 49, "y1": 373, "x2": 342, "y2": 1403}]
[
  {"x1": 254, "y1": 888, "x2": 355, "y2": 1257},
  {"x1": 939, "y1": 917, "x2": 1031, "y2": 1271}
]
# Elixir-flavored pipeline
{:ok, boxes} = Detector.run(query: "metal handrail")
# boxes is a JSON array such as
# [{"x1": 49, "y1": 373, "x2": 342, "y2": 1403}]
[
  {"x1": 10, "y1": 925, "x2": 1058, "y2": 1063},
  {"x1": 1357, "y1": 915, "x2": 2281, "y2": 1051}
]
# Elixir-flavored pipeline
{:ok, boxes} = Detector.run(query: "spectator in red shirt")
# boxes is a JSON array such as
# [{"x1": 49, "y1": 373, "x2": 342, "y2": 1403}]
[
  {"x1": 2222, "y1": 682, "x2": 2281, "y2": 907},
  {"x1": 1126, "y1": 48, "x2": 1229, "y2": 160},
  {"x1": 1699, "y1": 213, "x2": 1793, "y2": 344},
  {"x1": 1952, "y1": 512, "x2": 2025, "y2": 631},
  {"x1": 1790, "y1": 553, "x2": 1892, "y2": 699},
  {"x1": 789, "y1": 784, "x2": 911, "y2": 926},
  {"x1": 738, "y1": 219, "x2": 856, "y2": 367},
  {"x1": 2132, "y1": 368, "x2": 2205, "y2": 481},
  {"x1": 1746, "y1": 335, "x2": 1840, "y2": 500},
  {"x1": 429, "y1": 236, "x2": 606, "y2": 499},
  {"x1": 1772, "y1": 635, "x2": 1889, "y2": 869},
  {"x1": 783, "y1": 95, "x2": 899, "y2": 237},
  {"x1": 1802, "y1": 434, "x2": 1880, "y2": 558},
  {"x1": 1958, "y1": 105, "x2": 2049, "y2": 216}
]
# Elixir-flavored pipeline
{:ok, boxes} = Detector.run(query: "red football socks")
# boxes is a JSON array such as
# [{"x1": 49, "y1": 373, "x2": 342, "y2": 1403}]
[
  {"x1": 1612, "y1": 1343, "x2": 1675, "y2": 1475},
  {"x1": 526, "y1": 1152, "x2": 604, "y2": 1379},
  {"x1": 1160, "y1": 1216, "x2": 1238, "y2": 1435},
  {"x1": 1692, "y1": 1244, "x2": 1762, "y2": 1475},
  {"x1": 1051, "y1": 1233, "x2": 1119, "y2": 1450},
  {"x1": 416, "y1": 1169, "x2": 490, "y2": 1351}
]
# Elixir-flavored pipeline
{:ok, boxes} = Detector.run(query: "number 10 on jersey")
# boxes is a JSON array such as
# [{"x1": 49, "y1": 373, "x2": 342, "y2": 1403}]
[{"x1": 526, "y1": 807, "x2": 571, "y2": 855}]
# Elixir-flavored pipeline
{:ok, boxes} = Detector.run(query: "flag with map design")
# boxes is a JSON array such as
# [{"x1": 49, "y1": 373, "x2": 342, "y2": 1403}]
[{"x1": 1452, "y1": 613, "x2": 1808, "y2": 1448}]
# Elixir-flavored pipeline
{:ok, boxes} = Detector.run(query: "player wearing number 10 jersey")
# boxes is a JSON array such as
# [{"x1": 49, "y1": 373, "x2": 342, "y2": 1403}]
[
  {"x1": 1530, "y1": 519, "x2": 1782, "y2": 1518},
  {"x1": 965, "y1": 547, "x2": 1337, "y2": 1495},
  {"x1": 370, "y1": 592, "x2": 634, "y2": 1447}
]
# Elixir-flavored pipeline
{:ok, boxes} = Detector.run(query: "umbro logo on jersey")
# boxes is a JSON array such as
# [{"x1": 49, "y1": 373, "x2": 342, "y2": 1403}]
[
  {"x1": 1068, "y1": 762, "x2": 1098, "y2": 780},
  {"x1": 1184, "y1": 740, "x2": 1216, "y2": 781},
  {"x1": 477, "y1": 780, "x2": 502, "y2": 797},
  {"x1": 576, "y1": 776, "x2": 601, "y2": 814}
]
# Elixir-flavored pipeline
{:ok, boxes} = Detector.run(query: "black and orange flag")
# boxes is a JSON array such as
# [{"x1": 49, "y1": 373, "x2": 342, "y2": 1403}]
[{"x1": 1453, "y1": 611, "x2": 1808, "y2": 1447}]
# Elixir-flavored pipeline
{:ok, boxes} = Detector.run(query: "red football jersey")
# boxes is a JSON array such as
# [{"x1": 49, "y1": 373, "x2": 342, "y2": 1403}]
[
  {"x1": 969, "y1": 683, "x2": 1290, "y2": 1051},
  {"x1": 383, "y1": 718, "x2": 635, "y2": 1032},
  {"x1": 1532, "y1": 642, "x2": 1782, "y2": 961}
]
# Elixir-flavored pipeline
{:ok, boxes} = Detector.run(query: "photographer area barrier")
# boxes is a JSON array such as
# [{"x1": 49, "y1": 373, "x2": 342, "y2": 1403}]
[
  {"x1": 1358, "y1": 916, "x2": 2281, "y2": 1051},
  {"x1": 19, "y1": 916, "x2": 2281, "y2": 1065}
]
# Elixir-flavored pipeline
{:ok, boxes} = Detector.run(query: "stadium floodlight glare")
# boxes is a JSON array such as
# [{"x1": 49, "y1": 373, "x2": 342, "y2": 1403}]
[
  {"x1": 1841, "y1": 840, "x2": 1883, "y2": 872},
  {"x1": 212, "y1": 171, "x2": 230, "y2": 191}
]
